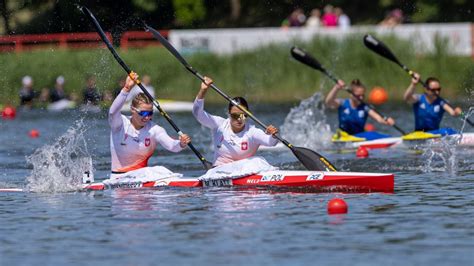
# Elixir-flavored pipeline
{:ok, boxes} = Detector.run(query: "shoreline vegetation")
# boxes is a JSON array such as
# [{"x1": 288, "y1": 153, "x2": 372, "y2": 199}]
[{"x1": 0, "y1": 34, "x2": 472, "y2": 106}]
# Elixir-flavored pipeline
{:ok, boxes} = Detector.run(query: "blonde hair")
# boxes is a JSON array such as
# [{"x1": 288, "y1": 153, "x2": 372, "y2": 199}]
[{"x1": 131, "y1": 93, "x2": 152, "y2": 108}]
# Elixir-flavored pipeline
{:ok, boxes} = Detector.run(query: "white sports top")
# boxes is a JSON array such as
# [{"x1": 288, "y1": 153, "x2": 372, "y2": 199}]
[
  {"x1": 109, "y1": 90, "x2": 183, "y2": 172},
  {"x1": 192, "y1": 98, "x2": 278, "y2": 166}
]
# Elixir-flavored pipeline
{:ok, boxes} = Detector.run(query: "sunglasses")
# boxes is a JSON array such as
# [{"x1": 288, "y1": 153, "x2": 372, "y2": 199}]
[
  {"x1": 131, "y1": 106, "x2": 153, "y2": 117},
  {"x1": 428, "y1": 87, "x2": 441, "y2": 92},
  {"x1": 229, "y1": 113, "x2": 247, "y2": 120}
]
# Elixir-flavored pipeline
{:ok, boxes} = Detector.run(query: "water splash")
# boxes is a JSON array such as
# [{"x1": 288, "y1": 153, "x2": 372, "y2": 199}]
[
  {"x1": 460, "y1": 107, "x2": 474, "y2": 134},
  {"x1": 280, "y1": 92, "x2": 333, "y2": 150},
  {"x1": 420, "y1": 138, "x2": 459, "y2": 175},
  {"x1": 26, "y1": 120, "x2": 93, "y2": 193}
]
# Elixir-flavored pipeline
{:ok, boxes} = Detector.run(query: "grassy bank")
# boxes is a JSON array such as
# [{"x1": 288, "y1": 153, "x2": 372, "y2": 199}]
[{"x1": 0, "y1": 34, "x2": 472, "y2": 105}]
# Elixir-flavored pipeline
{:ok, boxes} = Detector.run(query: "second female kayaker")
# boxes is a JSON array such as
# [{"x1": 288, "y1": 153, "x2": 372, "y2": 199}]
[
  {"x1": 404, "y1": 73, "x2": 462, "y2": 134},
  {"x1": 109, "y1": 72, "x2": 191, "y2": 177},
  {"x1": 325, "y1": 79, "x2": 395, "y2": 136},
  {"x1": 193, "y1": 76, "x2": 279, "y2": 166}
]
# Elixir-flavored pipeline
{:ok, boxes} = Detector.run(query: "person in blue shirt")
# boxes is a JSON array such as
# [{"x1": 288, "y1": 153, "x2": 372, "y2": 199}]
[
  {"x1": 325, "y1": 79, "x2": 395, "y2": 136},
  {"x1": 404, "y1": 73, "x2": 462, "y2": 134}
]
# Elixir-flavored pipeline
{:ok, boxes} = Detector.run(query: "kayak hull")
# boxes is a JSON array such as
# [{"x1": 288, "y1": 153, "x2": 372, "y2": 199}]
[{"x1": 85, "y1": 171, "x2": 395, "y2": 193}]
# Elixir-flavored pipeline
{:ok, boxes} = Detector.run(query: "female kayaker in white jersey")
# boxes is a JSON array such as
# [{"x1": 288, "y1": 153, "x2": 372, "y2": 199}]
[
  {"x1": 109, "y1": 72, "x2": 191, "y2": 176},
  {"x1": 193, "y1": 76, "x2": 279, "y2": 166}
]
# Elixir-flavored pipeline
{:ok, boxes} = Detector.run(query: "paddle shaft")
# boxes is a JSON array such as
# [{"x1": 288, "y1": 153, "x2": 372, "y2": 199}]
[
  {"x1": 145, "y1": 25, "x2": 337, "y2": 171},
  {"x1": 81, "y1": 6, "x2": 212, "y2": 170}
]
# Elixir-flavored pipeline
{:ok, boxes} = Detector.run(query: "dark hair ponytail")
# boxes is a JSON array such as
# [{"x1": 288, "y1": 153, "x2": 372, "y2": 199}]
[{"x1": 228, "y1": 97, "x2": 249, "y2": 112}]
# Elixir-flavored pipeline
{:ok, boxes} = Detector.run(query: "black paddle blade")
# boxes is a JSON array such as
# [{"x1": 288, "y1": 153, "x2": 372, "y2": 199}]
[
  {"x1": 291, "y1": 46, "x2": 325, "y2": 71},
  {"x1": 363, "y1": 34, "x2": 402, "y2": 67},
  {"x1": 291, "y1": 146, "x2": 337, "y2": 172}
]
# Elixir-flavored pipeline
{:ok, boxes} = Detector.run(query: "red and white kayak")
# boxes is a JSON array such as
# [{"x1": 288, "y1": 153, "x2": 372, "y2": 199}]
[
  {"x1": 0, "y1": 171, "x2": 394, "y2": 193},
  {"x1": 90, "y1": 171, "x2": 394, "y2": 193}
]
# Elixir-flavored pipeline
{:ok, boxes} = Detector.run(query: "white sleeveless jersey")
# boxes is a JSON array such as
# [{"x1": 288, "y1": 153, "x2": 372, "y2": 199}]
[
  {"x1": 109, "y1": 90, "x2": 183, "y2": 172},
  {"x1": 192, "y1": 98, "x2": 278, "y2": 166}
]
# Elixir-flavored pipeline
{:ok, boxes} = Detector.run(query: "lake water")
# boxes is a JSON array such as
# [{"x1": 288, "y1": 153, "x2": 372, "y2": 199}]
[{"x1": 1, "y1": 97, "x2": 473, "y2": 265}]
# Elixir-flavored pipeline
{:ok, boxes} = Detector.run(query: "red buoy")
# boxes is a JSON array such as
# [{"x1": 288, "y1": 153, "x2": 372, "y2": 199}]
[
  {"x1": 1, "y1": 105, "x2": 16, "y2": 120},
  {"x1": 29, "y1": 129, "x2": 40, "y2": 138},
  {"x1": 356, "y1": 146, "x2": 369, "y2": 158},
  {"x1": 369, "y1": 86, "x2": 388, "y2": 105},
  {"x1": 327, "y1": 198, "x2": 348, "y2": 214}
]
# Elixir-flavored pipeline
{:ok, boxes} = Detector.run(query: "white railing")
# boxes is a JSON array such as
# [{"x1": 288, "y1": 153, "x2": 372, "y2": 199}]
[{"x1": 169, "y1": 23, "x2": 473, "y2": 56}]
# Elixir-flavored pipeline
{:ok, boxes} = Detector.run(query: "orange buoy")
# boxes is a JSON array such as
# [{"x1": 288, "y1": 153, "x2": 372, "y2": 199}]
[
  {"x1": 369, "y1": 86, "x2": 388, "y2": 105},
  {"x1": 327, "y1": 198, "x2": 348, "y2": 214},
  {"x1": 1, "y1": 105, "x2": 16, "y2": 120},
  {"x1": 29, "y1": 129, "x2": 40, "y2": 138},
  {"x1": 356, "y1": 146, "x2": 369, "y2": 158},
  {"x1": 365, "y1": 123, "x2": 375, "y2": 132}
]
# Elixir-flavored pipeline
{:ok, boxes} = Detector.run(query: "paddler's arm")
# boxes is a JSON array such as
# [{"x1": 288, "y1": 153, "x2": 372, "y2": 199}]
[
  {"x1": 108, "y1": 73, "x2": 137, "y2": 131},
  {"x1": 153, "y1": 127, "x2": 189, "y2": 152},
  {"x1": 196, "y1": 76, "x2": 212, "y2": 100},
  {"x1": 253, "y1": 126, "x2": 279, "y2": 146},
  {"x1": 368, "y1": 109, "x2": 395, "y2": 126},
  {"x1": 442, "y1": 102, "x2": 462, "y2": 116},
  {"x1": 404, "y1": 72, "x2": 420, "y2": 104},
  {"x1": 193, "y1": 76, "x2": 225, "y2": 129},
  {"x1": 325, "y1": 80, "x2": 345, "y2": 109}
]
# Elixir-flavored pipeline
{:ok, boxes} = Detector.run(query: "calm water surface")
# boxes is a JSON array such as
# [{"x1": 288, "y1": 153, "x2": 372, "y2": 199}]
[{"x1": 0, "y1": 102, "x2": 473, "y2": 265}]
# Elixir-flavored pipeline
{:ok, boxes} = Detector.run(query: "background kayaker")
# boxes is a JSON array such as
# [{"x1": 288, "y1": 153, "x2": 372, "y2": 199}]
[
  {"x1": 19, "y1": 75, "x2": 38, "y2": 109},
  {"x1": 404, "y1": 73, "x2": 462, "y2": 134},
  {"x1": 193, "y1": 76, "x2": 279, "y2": 166},
  {"x1": 82, "y1": 74, "x2": 102, "y2": 106},
  {"x1": 325, "y1": 79, "x2": 395, "y2": 135},
  {"x1": 108, "y1": 72, "x2": 191, "y2": 176}
]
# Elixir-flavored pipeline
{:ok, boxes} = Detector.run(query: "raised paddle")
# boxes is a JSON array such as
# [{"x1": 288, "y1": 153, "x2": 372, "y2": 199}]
[
  {"x1": 144, "y1": 24, "x2": 337, "y2": 172},
  {"x1": 80, "y1": 6, "x2": 213, "y2": 170},
  {"x1": 363, "y1": 34, "x2": 474, "y2": 127},
  {"x1": 290, "y1": 46, "x2": 407, "y2": 135}
]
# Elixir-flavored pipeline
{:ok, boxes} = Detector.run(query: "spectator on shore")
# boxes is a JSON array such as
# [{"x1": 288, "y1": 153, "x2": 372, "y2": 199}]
[
  {"x1": 50, "y1": 76, "x2": 68, "y2": 102},
  {"x1": 379, "y1": 8, "x2": 403, "y2": 27},
  {"x1": 39, "y1": 87, "x2": 50, "y2": 104},
  {"x1": 321, "y1": 5, "x2": 338, "y2": 27},
  {"x1": 305, "y1": 9, "x2": 321, "y2": 28},
  {"x1": 335, "y1": 7, "x2": 350, "y2": 29},
  {"x1": 19, "y1": 76, "x2": 38, "y2": 108},
  {"x1": 82, "y1": 74, "x2": 101, "y2": 105},
  {"x1": 282, "y1": 8, "x2": 306, "y2": 27}
]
